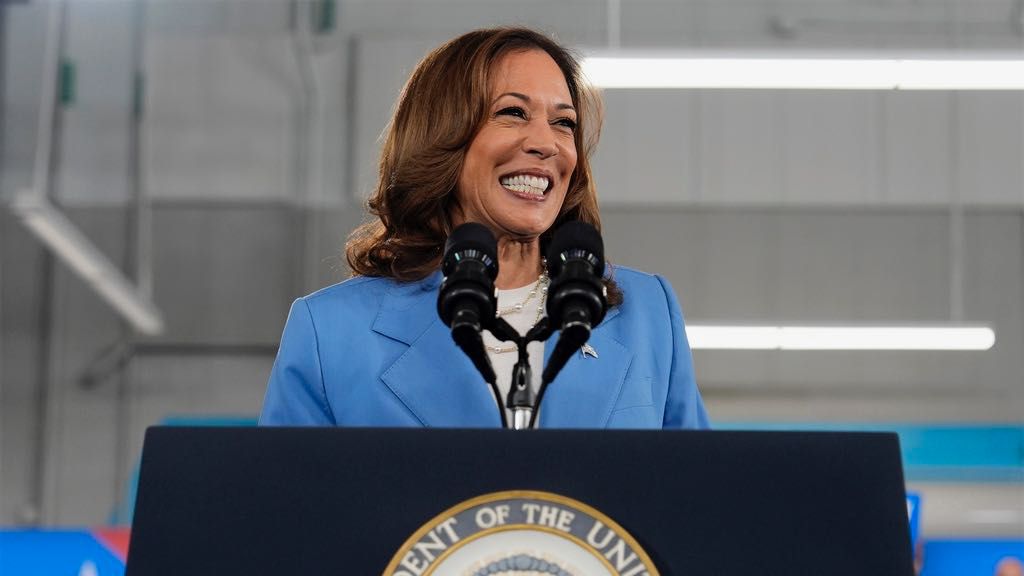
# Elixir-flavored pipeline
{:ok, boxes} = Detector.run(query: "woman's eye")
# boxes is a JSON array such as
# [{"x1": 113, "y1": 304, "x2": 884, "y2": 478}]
[
  {"x1": 496, "y1": 106, "x2": 527, "y2": 119},
  {"x1": 555, "y1": 118, "x2": 577, "y2": 132}
]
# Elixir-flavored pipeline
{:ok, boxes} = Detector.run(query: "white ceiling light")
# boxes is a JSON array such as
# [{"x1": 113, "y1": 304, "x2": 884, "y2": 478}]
[
  {"x1": 583, "y1": 57, "x2": 1024, "y2": 90},
  {"x1": 966, "y1": 509, "x2": 1021, "y2": 525},
  {"x1": 686, "y1": 325, "x2": 995, "y2": 350}
]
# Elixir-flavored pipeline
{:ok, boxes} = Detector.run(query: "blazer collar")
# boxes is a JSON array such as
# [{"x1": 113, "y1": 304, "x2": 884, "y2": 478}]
[
  {"x1": 372, "y1": 271, "x2": 630, "y2": 428},
  {"x1": 373, "y1": 271, "x2": 499, "y2": 427},
  {"x1": 371, "y1": 271, "x2": 443, "y2": 346}
]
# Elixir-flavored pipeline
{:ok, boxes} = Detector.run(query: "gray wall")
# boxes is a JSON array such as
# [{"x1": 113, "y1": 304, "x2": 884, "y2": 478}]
[{"x1": 1, "y1": 0, "x2": 1022, "y2": 534}]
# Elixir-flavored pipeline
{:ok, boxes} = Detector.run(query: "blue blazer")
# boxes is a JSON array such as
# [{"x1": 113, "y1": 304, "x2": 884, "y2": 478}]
[{"x1": 259, "y1": 266, "x2": 709, "y2": 429}]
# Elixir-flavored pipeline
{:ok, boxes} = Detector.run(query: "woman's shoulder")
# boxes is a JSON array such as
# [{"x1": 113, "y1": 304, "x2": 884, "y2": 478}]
[
  {"x1": 303, "y1": 274, "x2": 385, "y2": 301},
  {"x1": 609, "y1": 264, "x2": 673, "y2": 296},
  {"x1": 299, "y1": 275, "x2": 401, "y2": 313},
  {"x1": 299, "y1": 273, "x2": 440, "y2": 313},
  {"x1": 607, "y1": 264, "x2": 686, "y2": 323}
]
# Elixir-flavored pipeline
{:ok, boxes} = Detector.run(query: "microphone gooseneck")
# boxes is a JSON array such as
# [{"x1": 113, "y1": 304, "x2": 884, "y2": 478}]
[
  {"x1": 530, "y1": 221, "x2": 609, "y2": 428},
  {"x1": 437, "y1": 223, "x2": 508, "y2": 428}
]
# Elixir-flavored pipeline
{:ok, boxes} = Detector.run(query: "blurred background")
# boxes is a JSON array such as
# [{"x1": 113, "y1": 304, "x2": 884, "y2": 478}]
[{"x1": 0, "y1": 0, "x2": 1021, "y2": 573}]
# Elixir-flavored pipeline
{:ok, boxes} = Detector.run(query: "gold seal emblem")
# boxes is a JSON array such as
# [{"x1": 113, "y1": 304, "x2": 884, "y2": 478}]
[{"x1": 384, "y1": 490, "x2": 659, "y2": 576}]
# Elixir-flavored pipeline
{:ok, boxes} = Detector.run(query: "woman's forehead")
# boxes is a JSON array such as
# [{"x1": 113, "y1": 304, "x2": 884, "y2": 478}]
[{"x1": 489, "y1": 49, "x2": 572, "y2": 105}]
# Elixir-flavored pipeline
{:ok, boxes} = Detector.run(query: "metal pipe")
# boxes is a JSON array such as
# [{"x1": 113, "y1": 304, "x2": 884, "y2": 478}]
[
  {"x1": 948, "y1": 2, "x2": 965, "y2": 323},
  {"x1": 0, "y1": 3, "x2": 7, "y2": 200},
  {"x1": 343, "y1": 34, "x2": 359, "y2": 206},
  {"x1": 606, "y1": 0, "x2": 620, "y2": 50},
  {"x1": 0, "y1": 225, "x2": 4, "y2": 522},
  {"x1": 112, "y1": 0, "x2": 150, "y2": 527},
  {"x1": 0, "y1": 0, "x2": 8, "y2": 523},
  {"x1": 30, "y1": 0, "x2": 67, "y2": 526},
  {"x1": 127, "y1": 0, "x2": 152, "y2": 300},
  {"x1": 949, "y1": 199, "x2": 965, "y2": 322},
  {"x1": 290, "y1": 0, "x2": 323, "y2": 292},
  {"x1": 12, "y1": 196, "x2": 165, "y2": 335},
  {"x1": 29, "y1": 0, "x2": 63, "y2": 202}
]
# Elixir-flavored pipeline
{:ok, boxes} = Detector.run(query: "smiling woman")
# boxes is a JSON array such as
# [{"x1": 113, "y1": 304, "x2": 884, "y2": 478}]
[
  {"x1": 259, "y1": 27, "x2": 709, "y2": 430},
  {"x1": 455, "y1": 50, "x2": 579, "y2": 289},
  {"x1": 346, "y1": 28, "x2": 604, "y2": 290}
]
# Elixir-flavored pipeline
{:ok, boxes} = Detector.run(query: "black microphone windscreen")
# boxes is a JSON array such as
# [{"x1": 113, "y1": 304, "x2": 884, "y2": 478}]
[
  {"x1": 546, "y1": 220, "x2": 605, "y2": 278},
  {"x1": 443, "y1": 223, "x2": 498, "y2": 278}
]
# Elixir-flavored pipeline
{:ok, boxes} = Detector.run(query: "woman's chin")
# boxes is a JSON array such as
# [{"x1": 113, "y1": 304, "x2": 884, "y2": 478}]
[
  {"x1": 503, "y1": 215, "x2": 559, "y2": 237},
  {"x1": 496, "y1": 208, "x2": 560, "y2": 236}
]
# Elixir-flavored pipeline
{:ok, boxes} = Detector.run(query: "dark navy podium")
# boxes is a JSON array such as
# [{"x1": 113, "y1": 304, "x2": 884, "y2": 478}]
[{"x1": 126, "y1": 427, "x2": 914, "y2": 575}]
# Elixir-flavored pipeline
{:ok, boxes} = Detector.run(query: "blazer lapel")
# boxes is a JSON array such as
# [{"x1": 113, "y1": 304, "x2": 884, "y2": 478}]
[
  {"x1": 372, "y1": 273, "x2": 632, "y2": 429},
  {"x1": 539, "y1": 307, "x2": 632, "y2": 429},
  {"x1": 373, "y1": 272, "x2": 501, "y2": 428}
]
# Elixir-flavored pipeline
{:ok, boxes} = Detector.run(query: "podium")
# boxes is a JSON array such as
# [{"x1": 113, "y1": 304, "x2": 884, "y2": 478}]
[{"x1": 126, "y1": 427, "x2": 914, "y2": 575}]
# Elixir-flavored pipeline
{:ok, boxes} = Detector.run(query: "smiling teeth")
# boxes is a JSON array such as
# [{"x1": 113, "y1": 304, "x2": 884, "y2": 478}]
[{"x1": 500, "y1": 174, "x2": 549, "y2": 196}]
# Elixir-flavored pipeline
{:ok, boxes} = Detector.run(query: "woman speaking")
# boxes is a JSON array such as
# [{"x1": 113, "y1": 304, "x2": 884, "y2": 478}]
[{"x1": 260, "y1": 27, "x2": 709, "y2": 429}]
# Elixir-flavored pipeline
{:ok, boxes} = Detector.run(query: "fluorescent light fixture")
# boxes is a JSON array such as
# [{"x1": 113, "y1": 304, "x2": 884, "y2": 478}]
[
  {"x1": 686, "y1": 325, "x2": 995, "y2": 351},
  {"x1": 11, "y1": 193, "x2": 165, "y2": 335},
  {"x1": 966, "y1": 509, "x2": 1021, "y2": 525},
  {"x1": 583, "y1": 57, "x2": 1024, "y2": 90}
]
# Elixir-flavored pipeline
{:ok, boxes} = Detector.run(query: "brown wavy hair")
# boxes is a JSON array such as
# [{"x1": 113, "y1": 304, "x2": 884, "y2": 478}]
[{"x1": 346, "y1": 27, "x2": 622, "y2": 305}]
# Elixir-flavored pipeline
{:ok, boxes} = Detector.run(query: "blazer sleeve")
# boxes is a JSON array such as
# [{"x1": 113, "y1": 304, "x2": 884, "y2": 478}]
[
  {"x1": 656, "y1": 275, "x2": 711, "y2": 429},
  {"x1": 259, "y1": 298, "x2": 337, "y2": 426}
]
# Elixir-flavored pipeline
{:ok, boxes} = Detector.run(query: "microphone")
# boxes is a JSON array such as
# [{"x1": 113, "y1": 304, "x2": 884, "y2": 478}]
[
  {"x1": 541, "y1": 220, "x2": 608, "y2": 387},
  {"x1": 437, "y1": 223, "x2": 500, "y2": 387}
]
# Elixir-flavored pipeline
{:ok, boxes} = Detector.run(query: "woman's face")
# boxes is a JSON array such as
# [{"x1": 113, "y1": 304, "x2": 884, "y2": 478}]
[{"x1": 454, "y1": 49, "x2": 578, "y2": 241}]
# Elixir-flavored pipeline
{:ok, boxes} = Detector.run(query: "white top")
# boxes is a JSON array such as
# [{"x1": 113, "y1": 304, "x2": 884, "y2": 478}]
[{"x1": 482, "y1": 280, "x2": 546, "y2": 427}]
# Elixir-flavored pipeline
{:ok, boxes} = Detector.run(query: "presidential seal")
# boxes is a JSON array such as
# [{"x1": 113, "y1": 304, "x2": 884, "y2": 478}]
[{"x1": 384, "y1": 490, "x2": 659, "y2": 576}]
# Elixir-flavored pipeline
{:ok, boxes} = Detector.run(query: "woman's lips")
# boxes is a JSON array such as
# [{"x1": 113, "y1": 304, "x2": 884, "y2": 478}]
[
  {"x1": 498, "y1": 172, "x2": 552, "y2": 196},
  {"x1": 501, "y1": 182, "x2": 548, "y2": 202}
]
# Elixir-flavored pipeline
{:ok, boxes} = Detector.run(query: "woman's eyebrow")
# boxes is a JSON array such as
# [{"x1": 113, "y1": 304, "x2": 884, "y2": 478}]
[
  {"x1": 494, "y1": 91, "x2": 576, "y2": 112},
  {"x1": 494, "y1": 91, "x2": 531, "y2": 104}
]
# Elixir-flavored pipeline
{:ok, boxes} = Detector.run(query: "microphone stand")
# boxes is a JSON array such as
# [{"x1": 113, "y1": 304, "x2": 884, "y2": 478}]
[
  {"x1": 488, "y1": 313, "x2": 597, "y2": 429},
  {"x1": 505, "y1": 305, "x2": 595, "y2": 430},
  {"x1": 488, "y1": 317, "x2": 554, "y2": 430}
]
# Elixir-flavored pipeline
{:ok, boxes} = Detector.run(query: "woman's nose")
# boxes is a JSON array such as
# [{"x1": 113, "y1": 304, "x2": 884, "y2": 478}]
[{"x1": 522, "y1": 122, "x2": 558, "y2": 159}]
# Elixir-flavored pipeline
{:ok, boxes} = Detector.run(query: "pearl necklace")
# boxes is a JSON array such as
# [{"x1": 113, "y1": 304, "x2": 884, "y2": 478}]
[{"x1": 485, "y1": 266, "x2": 549, "y2": 354}]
